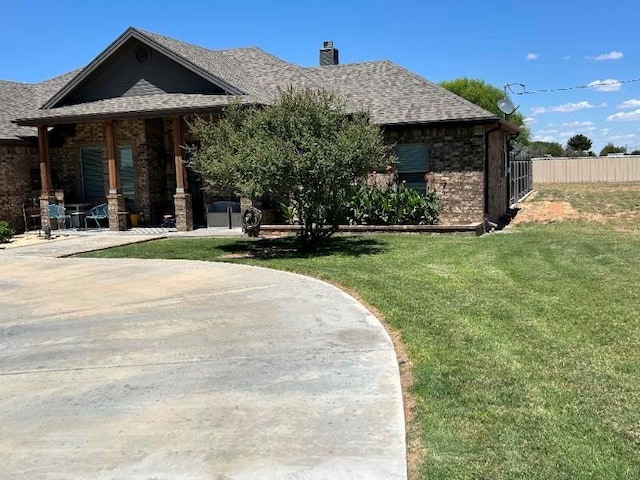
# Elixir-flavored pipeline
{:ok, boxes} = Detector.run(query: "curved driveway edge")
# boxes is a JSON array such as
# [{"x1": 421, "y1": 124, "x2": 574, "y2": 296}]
[{"x1": 0, "y1": 247, "x2": 407, "y2": 479}]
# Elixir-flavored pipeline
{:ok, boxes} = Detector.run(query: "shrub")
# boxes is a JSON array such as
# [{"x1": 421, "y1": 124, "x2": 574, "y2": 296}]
[
  {"x1": 0, "y1": 221, "x2": 15, "y2": 243},
  {"x1": 343, "y1": 183, "x2": 444, "y2": 225}
]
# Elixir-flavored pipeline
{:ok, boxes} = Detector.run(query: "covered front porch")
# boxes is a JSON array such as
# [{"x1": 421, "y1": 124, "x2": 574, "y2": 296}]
[{"x1": 34, "y1": 115, "x2": 201, "y2": 232}]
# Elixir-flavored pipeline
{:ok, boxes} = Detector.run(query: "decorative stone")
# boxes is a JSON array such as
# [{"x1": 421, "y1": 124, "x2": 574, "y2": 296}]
[
  {"x1": 107, "y1": 193, "x2": 127, "y2": 231},
  {"x1": 174, "y1": 192, "x2": 193, "y2": 231}
]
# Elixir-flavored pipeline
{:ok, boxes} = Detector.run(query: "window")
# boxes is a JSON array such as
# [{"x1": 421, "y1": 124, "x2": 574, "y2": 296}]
[
  {"x1": 81, "y1": 146, "x2": 136, "y2": 204},
  {"x1": 395, "y1": 143, "x2": 428, "y2": 190},
  {"x1": 81, "y1": 147, "x2": 105, "y2": 200}
]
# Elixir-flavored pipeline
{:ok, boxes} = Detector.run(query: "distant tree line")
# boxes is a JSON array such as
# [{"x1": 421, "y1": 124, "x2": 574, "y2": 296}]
[{"x1": 530, "y1": 135, "x2": 640, "y2": 158}]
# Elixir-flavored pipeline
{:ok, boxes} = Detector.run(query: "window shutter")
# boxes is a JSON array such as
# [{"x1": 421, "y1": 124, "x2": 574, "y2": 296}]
[{"x1": 81, "y1": 147, "x2": 104, "y2": 199}]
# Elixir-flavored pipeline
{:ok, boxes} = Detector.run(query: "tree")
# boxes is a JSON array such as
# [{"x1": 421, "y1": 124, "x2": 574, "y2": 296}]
[
  {"x1": 439, "y1": 78, "x2": 531, "y2": 144},
  {"x1": 631, "y1": 150, "x2": 640, "y2": 155},
  {"x1": 529, "y1": 141, "x2": 564, "y2": 158},
  {"x1": 599, "y1": 142, "x2": 627, "y2": 156},
  {"x1": 188, "y1": 88, "x2": 391, "y2": 246},
  {"x1": 566, "y1": 134, "x2": 593, "y2": 155}
]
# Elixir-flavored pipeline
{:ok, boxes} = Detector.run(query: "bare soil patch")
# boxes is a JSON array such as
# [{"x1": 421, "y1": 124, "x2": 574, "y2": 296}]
[{"x1": 510, "y1": 184, "x2": 639, "y2": 229}]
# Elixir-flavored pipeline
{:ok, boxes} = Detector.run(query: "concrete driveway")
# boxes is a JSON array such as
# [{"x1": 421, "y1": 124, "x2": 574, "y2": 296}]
[{"x1": 0, "y1": 238, "x2": 406, "y2": 479}]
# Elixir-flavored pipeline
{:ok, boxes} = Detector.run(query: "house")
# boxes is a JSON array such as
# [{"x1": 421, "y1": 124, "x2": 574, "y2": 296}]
[{"x1": 0, "y1": 27, "x2": 518, "y2": 232}]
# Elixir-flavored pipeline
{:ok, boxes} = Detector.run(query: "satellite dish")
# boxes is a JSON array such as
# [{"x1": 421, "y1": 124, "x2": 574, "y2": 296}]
[{"x1": 497, "y1": 97, "x2": 517, "y2": 116}]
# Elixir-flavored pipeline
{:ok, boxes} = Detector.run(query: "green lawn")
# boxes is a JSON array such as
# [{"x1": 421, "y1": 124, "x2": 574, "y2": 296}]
[{"x1": 83, "y1": 224, "x2": 640, "y2": 479}]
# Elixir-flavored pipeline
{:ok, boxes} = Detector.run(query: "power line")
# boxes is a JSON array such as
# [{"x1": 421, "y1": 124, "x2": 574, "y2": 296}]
[{"x1": 505, "y1": 77, "x2": 640, "y2": 95}]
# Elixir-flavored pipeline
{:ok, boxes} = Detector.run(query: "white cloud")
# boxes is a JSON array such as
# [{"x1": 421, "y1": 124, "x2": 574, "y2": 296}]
[
  {"x1": 564, "y1": 55, "x2": 571, "y2": 60},
  {"x1": 533, "y1": 135, "x2": 558, "y2": 142},
  {"x1": 588, "y1": 79, "x2": 621, "y2": 92},
  {"x1": 562, "y1": 121, "x2": 594, "y2": 128},
  {"x1": 617, "y1": 99, "x2": 640, "y2": 109},
  {"x1": 586, "y1": 51, "x2": 624, "y2": 61},
  {"x1": 609, "y1": 133, "x2": 637, "y2": 141},
  {"x1": 524, "y1": 117, "x2": 537, "y2": 124},
  {"x1": 532, "y1": 101, "x2": 602, "y2": 115},
  {"x1": 607, "y1": 109, "x2": 640, "y2": 122},
  {"x1": 526, "y1": 53, "x2": 540, "y2": 60}
]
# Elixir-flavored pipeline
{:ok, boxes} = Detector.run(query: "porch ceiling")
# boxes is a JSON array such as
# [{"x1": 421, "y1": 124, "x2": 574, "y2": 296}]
[{"x1": 14, "y1": 93, "x2": 257, "y2": 126}]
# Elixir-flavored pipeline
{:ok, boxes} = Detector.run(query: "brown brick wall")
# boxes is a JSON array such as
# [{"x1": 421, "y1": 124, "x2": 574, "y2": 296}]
[
  {"x1": 0, "y1": 144, "x2": 39, "y2": 231},
  {"x1": 385, "y1": 124, "x2": 486, "y2": 224}
]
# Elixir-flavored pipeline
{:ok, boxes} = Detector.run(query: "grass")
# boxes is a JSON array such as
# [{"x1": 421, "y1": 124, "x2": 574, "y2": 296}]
[{"x1": 82, "y1": 185, "x2": 640, "y2": 479}]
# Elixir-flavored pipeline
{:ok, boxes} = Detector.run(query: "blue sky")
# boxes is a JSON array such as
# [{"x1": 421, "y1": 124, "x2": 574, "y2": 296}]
[{"x1": 2, "y1": 0, "x2": 639, "y2": 152}]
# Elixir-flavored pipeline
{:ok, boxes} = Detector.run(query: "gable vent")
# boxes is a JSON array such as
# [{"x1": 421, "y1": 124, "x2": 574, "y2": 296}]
[{"x1": 135, "y1": 46, "x2": 152, "y2": 63}]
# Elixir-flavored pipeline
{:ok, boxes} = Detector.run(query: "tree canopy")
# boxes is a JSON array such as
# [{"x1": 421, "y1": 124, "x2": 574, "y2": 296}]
[
  {"x1": 439, "y1": 78, "x2": 530, "y2": 144},
  {"x1": 599, "y1": 142, "x2": 627, "y2": 156},
  {"x1": 187, "y1": 87, "x2": 391, "y2": 246},
  {"x1": 566, "y1": 134, "x2": 593, "y2": 155}
]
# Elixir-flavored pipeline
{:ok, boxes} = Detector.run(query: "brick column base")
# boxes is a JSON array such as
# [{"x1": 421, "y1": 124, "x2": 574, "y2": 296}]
[
  {"x1": 39, "y1": 194, "x2": 56, "y2": 230},
  {"x1": 107, "y1": 193, "x2": 127, "y2": 231},
  {"x1": 174, "y1": 192, "x2": 193, "y2": 231}
]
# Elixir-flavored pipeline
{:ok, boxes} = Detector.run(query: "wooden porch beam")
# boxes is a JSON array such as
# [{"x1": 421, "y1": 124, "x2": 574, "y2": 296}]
[
  {"x1": 105, "y1": 120, "x2": 119, "y2": 194},
  {"x1": 37, "y1": 124, "x2": 52, "y2": 195},
  {"x1": 173, "y1": 115, "x2": 186, "y2": 193}
]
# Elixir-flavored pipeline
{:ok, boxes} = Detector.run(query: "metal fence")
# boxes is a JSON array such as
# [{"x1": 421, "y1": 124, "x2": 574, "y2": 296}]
[
  {"x1": 532, "y1": 156, "x2": 640, "y2": 183},
  {"x1": 509, "y1": 141, "x2": 533, "y2": 205}
]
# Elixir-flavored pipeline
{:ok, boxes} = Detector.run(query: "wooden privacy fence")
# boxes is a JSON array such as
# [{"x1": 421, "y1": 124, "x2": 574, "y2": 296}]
[{"x1": 533, "y1": 156, "x2": 640, "y2": 183}]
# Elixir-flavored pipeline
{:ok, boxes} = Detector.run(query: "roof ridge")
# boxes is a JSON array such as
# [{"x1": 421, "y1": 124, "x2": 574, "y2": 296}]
[
  {"x1": 132, "y1": 27, "x2": 259, "y2": 55},
  {"x1": 304, "y1": 59, "x2": 389, "y2": 69},
  {"x1": 0, "y1": 79, "x2": 33, "y2": 86}
]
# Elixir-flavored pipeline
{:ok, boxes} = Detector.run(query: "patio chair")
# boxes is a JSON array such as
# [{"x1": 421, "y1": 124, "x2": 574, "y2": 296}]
[
  {"x1": 23, "y1": 200, "x2": 41, "y2": 233},
  {"x1": 47, "y1": 204, "x2": 71, "y2": 230},
  {"x1": 85, "y1": 203, "x2": 108, "y2": 230}
]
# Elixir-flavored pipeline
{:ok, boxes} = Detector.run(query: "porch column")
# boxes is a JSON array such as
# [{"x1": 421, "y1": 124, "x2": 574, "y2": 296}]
[
  {"x1": 172, "y1": 115, "x2": 193, "y2": 231},
  {"x1": 105, "y1": 120, "x2": 127, "y2": 231},
  {"x1": 37, "y1": 124, "x2": 55, "y2": 229}
]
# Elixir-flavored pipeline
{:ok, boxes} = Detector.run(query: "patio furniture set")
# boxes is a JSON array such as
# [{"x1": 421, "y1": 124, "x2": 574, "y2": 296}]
[{"x1": 23, "y1": 201, "x2": 109, "y2": 233}]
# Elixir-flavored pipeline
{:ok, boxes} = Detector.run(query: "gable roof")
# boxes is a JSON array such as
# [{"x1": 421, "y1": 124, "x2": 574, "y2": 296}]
[
  {"x1": 0, "y1": 70, "x2": 79, "y2": 140},
  {"x1": 5, "y1": 27, "x2": 502, "y2": 138}
]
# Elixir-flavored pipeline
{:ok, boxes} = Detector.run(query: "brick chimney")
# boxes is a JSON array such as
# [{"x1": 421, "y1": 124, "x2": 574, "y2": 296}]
[{"x1": 319, "y1": 41, "x2": 339, "y2": 66}]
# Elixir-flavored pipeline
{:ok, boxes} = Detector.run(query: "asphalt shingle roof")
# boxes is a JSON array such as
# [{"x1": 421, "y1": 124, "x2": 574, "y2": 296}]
[
  {"x1": 3, "y1": 26, "x2": 500, "y2": 140},
  {"x1": 305, "y1": 62, "x2": 498, "y2": 125},
  {"x1": 0, "y1": 70, "x2": 80, "y2": 140},
  {"x1": 20, "y1": 93, "x2": 252, "y2": 123}
]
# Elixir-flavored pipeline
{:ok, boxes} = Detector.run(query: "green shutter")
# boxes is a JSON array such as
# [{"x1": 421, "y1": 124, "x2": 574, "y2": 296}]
[
  {"x1": 81, "y1": 147, "x2": 104, "y2": 200},
  {"x1": 395, "y1": 143, "x2": 428, "y2": 172},
  {"x1": 118, "y1": 146, "x2": 135, "y2": 202}
]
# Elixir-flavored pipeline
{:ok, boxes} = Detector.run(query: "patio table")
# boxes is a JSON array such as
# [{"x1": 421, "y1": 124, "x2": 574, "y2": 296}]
[{"x1": 65, "y1": 203, "x2": 90, "y2": 229}]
